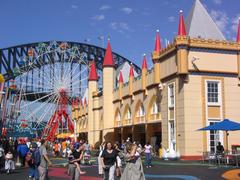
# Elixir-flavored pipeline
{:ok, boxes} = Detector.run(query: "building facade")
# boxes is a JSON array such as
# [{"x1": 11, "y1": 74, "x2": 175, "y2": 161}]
[{"x1": 72, "y1": 0, "x2": 240, "y2": 159}]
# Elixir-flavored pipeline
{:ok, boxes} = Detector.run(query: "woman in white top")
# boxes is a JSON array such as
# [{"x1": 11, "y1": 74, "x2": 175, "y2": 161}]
[{"x1": 144, "y1": 142, "x2": 152, "y2": 168}]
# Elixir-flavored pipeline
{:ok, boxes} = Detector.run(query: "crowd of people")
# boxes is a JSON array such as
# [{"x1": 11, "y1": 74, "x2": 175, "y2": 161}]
[{"x1": 0, "y1": 136, "x2": 159, "y2": 180}]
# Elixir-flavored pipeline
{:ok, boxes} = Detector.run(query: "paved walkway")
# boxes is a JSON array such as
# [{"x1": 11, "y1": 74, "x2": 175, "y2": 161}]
[{"x1": 0, "y1": 158, "x2": 239, "y2": 180}]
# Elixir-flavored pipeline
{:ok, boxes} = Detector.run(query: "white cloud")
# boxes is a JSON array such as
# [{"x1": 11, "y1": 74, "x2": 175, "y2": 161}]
[
  {"x1": 231, "y1": 15, "x2": 240, "y2": 32},
  {"x1": 210, "y1": 10, "x2": 229, "y2": 32},
  {"x1": 110, "y1": 22, "x2": 132, "y2": 32},
  {"x1": 168, "y1": 16, "x2": 175, "y2": 22},
  {"x1": 121, "y1": 7, "x2": 133, "y2": 14},
  {"x1": 99, "y1": 5, "x2": 111, "y2": 11},
  {"x1": 71, "y1": 5, "x2": 78, "y2": 9},
  {"x1": 212, "y1": 0, "x2": 222, "y2": 5},
  {"x1": 92, "y1": 14, "x2": 105, "y2": 21}
]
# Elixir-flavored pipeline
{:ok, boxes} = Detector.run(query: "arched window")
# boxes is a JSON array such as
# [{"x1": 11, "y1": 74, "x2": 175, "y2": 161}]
[
  {"x1": 125, "y1": 107, "x2": 131, "y2": 125},
  {"x1": 115, "y1": 110, "x2": 121, "y2": 127}
]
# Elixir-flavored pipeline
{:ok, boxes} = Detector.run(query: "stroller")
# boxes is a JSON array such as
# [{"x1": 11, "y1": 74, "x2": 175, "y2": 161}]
[{"x1": 83, "y1": 150, "x2": 91, "y2": 165}]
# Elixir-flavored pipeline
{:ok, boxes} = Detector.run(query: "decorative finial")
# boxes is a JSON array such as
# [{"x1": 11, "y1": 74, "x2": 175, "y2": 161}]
[
  {"x1": 107, "y1": 36, "x2": 110, "y2": 41},
  {"x1": 156, "y1": 29, "x2": 159, "y2": 32},
  {"x1": 143, "y1": 53, "x2": 146, "y2": 56},
  {"x1": 180, "y1": 10, "x2": 183, "y2": 13}
]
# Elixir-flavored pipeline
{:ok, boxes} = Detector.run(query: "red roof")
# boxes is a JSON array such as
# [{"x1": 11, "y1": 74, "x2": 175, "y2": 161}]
[
  {"x1": 178, "y1": 10, "x2": 186, "y2": 36},
  {"x1": 237, "y1": 18, "x2": 240, "y2": 43},
  {"x1": 88, "y1": 61, "x2": 98, "y2": 81},
  {"x1": 129, "y1": 65, "x2": 134, "y2": 77},
  {"x1": 154, "y1": 30, "x2": 161, "y2": 52},
  {"x1": 142, "y1": 54, "x2": 148, "y2": 69},
  {"x1": 119, "y1": 71, "x2": 123, "y2": 83},
  {"x1": 103, "y1": 41, "x2": 114, "y2": 67}
]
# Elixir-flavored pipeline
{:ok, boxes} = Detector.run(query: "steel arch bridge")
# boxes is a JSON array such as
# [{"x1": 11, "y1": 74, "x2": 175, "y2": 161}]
[{"x1": 0, "y1": 41, "x2": 141, "y2": 82}]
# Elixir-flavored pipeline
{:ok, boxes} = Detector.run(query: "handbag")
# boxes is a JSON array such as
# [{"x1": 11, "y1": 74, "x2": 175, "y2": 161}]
[{"x1": 116, "y1": 167, "x2": 121, "y2": 177}]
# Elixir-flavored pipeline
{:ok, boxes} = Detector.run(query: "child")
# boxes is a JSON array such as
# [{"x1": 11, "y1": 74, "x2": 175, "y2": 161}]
[
  {"x1": 5, "y1": 151, "x2": 15, "y2": 174},
  {"x1": 68, "y1": 146, "x2": 86, "y2": 175}
]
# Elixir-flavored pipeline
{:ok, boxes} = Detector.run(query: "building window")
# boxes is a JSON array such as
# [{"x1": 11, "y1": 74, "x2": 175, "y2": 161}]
[
  {"x1": 126, "y1": 108, "x2": 131, "y2": 124},
  {"x1": 116, "y1": 112, "x2": 121, "y2": 126},
  {"x1": 168, "y1": 84, "x2": 175, "y2": 108},
  {"x1": 138, "y1": 104, "x2": 145, "y2": 117},
  {"x1": 207, "y1": 81, "x2": 220, "y2": 104},
  {"x1": 169, "y1": 120, "x2": 176, "y2": 151},
  {"x1": 152, "y1": 101, "x2": 158, "y2": 114},
  {"x1": 209, "y1": 121, "x2": 220, "y2": 153}
]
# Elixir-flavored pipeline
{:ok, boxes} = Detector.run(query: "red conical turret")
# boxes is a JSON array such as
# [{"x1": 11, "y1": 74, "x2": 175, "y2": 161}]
[
  {"x1": 88, "y1": 61, "x2": 98, "y2": 81},
  {"x1": 178, "y1": 10, "x2": 186, "y2": 36},
  {"x1": 155, "y1": 30, "x2": 161, "y2": 52},
  {"x1": 84, "y1": 98, "x2": 87, "y2": 106},
  {"x1": 103, "y1": 39, "x2": 114, "y2": 67},
  {"x1": 129, "y1": 65, "x2": 134, "y2": 77},
  {"x1": 142, "y1": 54, "x2": 148, "y2": 69},
  {"x1": 237, "y1": 17, "x2": 240, "y2": 43},
  {"x1": 119, "y1": 71, "x2": 123, "y2": 83}
]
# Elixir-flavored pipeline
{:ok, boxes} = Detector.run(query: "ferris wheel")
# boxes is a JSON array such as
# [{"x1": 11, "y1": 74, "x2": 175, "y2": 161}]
[{"x1": 4, "y1": 41, "x2": 90, "y2": 138}]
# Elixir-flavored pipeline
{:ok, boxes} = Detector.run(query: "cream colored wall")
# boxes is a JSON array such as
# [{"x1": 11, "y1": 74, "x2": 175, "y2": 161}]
[
  {"x1": 102, "y1": 67, "x2": 115, "y2": 141},
  {"x1": 188, "y1": 51, "x2": 238, "y2": 73},
  {"x1": 183, "y1": 75, "x2": 204, "y2": 155},
  {"x1": 175, "y1": 77, "x2": 185, "y2": 155},
  {"x1": 223, "y1": 77, "x2": 240, "y2": 149},
  {"x1": 160, "y1": 54, "x2": 177, "y2": 79}
]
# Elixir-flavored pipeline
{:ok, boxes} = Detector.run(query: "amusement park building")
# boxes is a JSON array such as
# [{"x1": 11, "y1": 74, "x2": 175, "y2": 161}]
[{"x1": 72, "y1": 0, "x2": 240, "y2": 159}]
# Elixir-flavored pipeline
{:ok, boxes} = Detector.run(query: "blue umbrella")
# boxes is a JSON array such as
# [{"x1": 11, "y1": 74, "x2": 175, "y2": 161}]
[{"x1": 198, "y1": 119, "x2": 240, "y2": 152}]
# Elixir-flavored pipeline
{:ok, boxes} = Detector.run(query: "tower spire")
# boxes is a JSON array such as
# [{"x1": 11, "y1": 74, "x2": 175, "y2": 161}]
[
  {"x1": 103, "y1": 40, "x2": 114, "y2": 67},
  {"x1": 129, "y1": 64, "x2": 134, "y2": 77},
  {"x1": 154, "y1": 30, "x2": 161, "y2": 52},
  {"x1": 142, "y1": 54, "x2": 148, "y2": 69},
  {"x1": 119, "y1": 71, "x2": 123, "y2": 83},
  {"x1": 178, "y1": 10, "x2": 186, "y2": 36},
  {"x1": 237, "y1": 17, "x2": 240, "y2": 43},
  {"x1": 88, "y1": 61, "x2": 98, "y2": 81}
]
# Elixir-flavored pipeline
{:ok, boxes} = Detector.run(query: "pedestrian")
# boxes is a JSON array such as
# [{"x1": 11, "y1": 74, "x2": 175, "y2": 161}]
[
  {"x1": 121, "y1": 143, "x2": 145, "y2": 180},
  {"x1": 27, "y1": 143, "x2": 41, "y2": 180},
  {"x1": 101, "y1": 142, "x2": 118, "y2": 180},
  {"x1": 54, "y1": 142, "x2": 59, "y2": 157},
  {"x1": 68, "y1": 143, "x2": 85, "y2": 180},
  {"x1": 38, "y1": 139, "x2": 52, "y2": 180},
  {"x1": 144, "y1": 142, "x2": 152, "y2": 168},
  {"x1": 5, "y1": 151, "x2": 15, "y2": 174},
  {"x1": 98, "y1": 142, "x2": 106, "y2": 175},
  {"x1": 17, "y1": 140, "x2": 29, "y2": 167},
  {"x1": 0, "y1": 143, "x2": 5, "y2": 172}
]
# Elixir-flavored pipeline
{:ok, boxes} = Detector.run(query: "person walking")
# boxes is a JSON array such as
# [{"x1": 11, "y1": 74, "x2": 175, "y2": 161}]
[
  {"x1": 68, "y1": 143, "x2": 85, "y2": 180},
  {"x1": 144, "y1": 142, "x2": 152, "y2": 168},
  {"x1": 38, "y1": 139, "x2": 52, "y2": 180},
  {"x1": 98, "y1": 142, "x2": 106, "y2": 175},
  {"x1": 5, "y1": 151, "x2": 15, "y2": 174},
  {"x1": 101, "y1": 142, "x2": 117, "y2": 180},
  {"x1": 27, "y1": 143, "x2": 41, "y2": 180},
  {"x1": 17, "y1": 140, "x2": 29, "y2": 167},
  {"x1": 121, "y1": 143, "x2": 145, "y2": 180}
]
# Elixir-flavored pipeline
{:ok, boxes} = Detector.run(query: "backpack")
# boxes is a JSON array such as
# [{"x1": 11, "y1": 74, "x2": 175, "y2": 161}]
[{"x1": 28, "y1": 150, "x2": 41, "y2": 168}]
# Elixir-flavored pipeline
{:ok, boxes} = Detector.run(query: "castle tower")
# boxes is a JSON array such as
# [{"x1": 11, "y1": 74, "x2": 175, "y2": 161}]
[
  {"x1": 152, "y1": 30, "x2": 161, "y2": 84},
  {"x1": 118, "y1": 71, "x2": 123, "y2": 100},
  {"x1": 102, "y1": 40, "x2": 115, "y2": 142},
  {"x1": 88, "y1": 61, "x2": 98, "y2": 145},
  {"x1": 141, "y1": 54, "x2": 148, "y2": 91},
  {"x1": 129, "y1": 64, "x2": 134, "y2": 96},
  {"x1": 176, "y1": 10, "x2": 189, "y2": 76}
]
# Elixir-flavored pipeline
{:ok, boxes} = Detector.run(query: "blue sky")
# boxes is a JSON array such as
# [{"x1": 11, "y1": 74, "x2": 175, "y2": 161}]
[{"x1": 0, "y1": 0, "x2": 239, "y2": 67}]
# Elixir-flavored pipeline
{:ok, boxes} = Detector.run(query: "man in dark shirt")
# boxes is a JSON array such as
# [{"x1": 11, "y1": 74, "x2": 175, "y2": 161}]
[{"x1": 216, "y1": 142, "x2": 224, "y2": 155}]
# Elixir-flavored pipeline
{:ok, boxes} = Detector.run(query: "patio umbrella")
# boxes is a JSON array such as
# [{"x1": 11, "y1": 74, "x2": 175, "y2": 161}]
[{"x1": 198, "y1": 119, "x2": 240, "y2": 152}]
